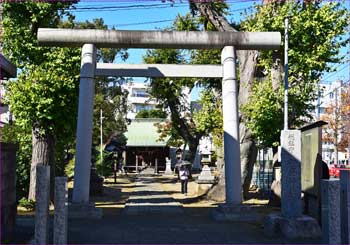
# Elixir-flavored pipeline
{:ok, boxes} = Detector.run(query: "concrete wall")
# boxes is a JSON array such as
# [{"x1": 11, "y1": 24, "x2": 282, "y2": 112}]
[{"x1": 0, "y1": 142, "x2": 18, "y2": 243}]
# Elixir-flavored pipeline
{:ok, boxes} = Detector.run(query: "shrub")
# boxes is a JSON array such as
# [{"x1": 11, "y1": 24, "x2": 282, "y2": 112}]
[{"x1": 18, "y1": 197, "x2": 35, "y2": 211}]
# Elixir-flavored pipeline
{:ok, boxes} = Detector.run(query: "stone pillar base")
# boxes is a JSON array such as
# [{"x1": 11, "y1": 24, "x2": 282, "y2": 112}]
[
  {"x1": 264, "y1": 213, "x2": 321, "y2": 239},
  {"x1": 212, "y1": 204, "x2": 260, "y2": 222},
  {"x1": 68, "y1": 203, "x2": 102, "y2": 219}
]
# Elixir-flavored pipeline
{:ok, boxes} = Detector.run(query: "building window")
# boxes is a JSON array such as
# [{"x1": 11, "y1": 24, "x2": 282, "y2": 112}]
[
  {"x1": 329, "y1": 92, "x2": 334, "y2": 99},
  {"x1": 132, "y1": 89, "x2": 149, "y2": 98},
  {"x1": 135, "y1": 104, "x2": 154, "y2": 112}
]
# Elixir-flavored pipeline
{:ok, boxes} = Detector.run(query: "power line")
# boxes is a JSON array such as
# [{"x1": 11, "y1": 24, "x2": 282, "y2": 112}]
[
  {"x1": 321, "y1": 63, "x2": 349, "y2": 82},
  {"x1": 114, "y1": 19, "x2": 174, "y2": 27},
  {"x1": 319, "y1": 79, "x2": 350, "y2": 101}
]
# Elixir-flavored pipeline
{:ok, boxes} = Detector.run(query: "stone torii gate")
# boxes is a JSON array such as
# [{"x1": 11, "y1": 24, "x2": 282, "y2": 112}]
[{"x1": 38, "y1": 29, "x2": 281, "y2": 217}]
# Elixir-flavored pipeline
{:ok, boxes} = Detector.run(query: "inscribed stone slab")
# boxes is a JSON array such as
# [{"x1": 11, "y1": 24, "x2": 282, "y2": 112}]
[{"x1": 281, "y1": 130, "x2": 302, "y2": 218}]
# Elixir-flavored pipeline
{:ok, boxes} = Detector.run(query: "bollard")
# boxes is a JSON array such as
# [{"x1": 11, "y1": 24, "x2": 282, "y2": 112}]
[
  {"x1": 321, "y1": 179, "x2": 341, "y2": 244},
  {"x1": 53, "y1": 177, "x2": 68, "y2": 244},
  {"x1": 340, "y1": 170, "x2": 350, "y2": 245},
  {"x1": 34, "y1": 165, "x2": 50, "y2": 244},
  {"x1": 113, "y1": 158, "x2": 117, "y2": 184},
  {"x1": 135, "y1": 155, "x2": 139, "y2": 174},
  {"x1": 155, "y1": 158, "x2": 158, "y2": 174}
]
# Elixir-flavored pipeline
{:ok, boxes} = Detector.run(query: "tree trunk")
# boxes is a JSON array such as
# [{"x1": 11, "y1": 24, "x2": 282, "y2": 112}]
[
  {"x1": 272, "y1": 145, "x2": 279, "y2": 168},
  {"x1": 191, "y1": 1, "x2": 258, "y2": 201},
  {"x1": 28, "y1": 126, "x2": 55, "y2": 201},
  {"x1": 188, "y1": 140, "x2": 200, "y2": 163},
  {"x1": 240, "y1": 123, "x2": 258, "y2": 200},
  {"x1": 271, "y1": 50, "x2": 284, "y2": 92}
]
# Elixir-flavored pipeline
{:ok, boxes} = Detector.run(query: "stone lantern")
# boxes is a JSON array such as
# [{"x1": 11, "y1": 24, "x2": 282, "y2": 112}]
[{"x1": 197, "y1": 149, "x2": 215, "y2": 183}]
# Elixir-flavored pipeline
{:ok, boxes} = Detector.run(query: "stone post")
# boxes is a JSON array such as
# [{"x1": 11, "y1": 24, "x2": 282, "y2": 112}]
[
  {"x1": 321, "y1": 179, "x2": 341, "y2": 244},
  {"x1": 72, "y1": 44, "x2": 96, "y2": 203},
  {"x1": 0, "y1": 143, "x2": 18, "y2": 243},
  {"x1": 340, "y1": 170, "x2": 350, "y2": 244},
  {"x1": 164, "y1": 157, "x2": 172, "y2": 175},
  {"x1": 136, "y1": 155, "x2": 138, "y2": 174},
  {"x1": 221, "y1": 46, "x2": 241, "y2": 205},
  {"x1": 35, "y1": 165, "x2": 50, "y2": 245},
  {"x1": 155, "y1": 158, "x2": 158, "y2": 174},
  {"x1": 281, "y1": 130, "x2": 302, "y2": 218},
  {"x1": 54, "y1": 177, "x2": 68, "y2": 244}
]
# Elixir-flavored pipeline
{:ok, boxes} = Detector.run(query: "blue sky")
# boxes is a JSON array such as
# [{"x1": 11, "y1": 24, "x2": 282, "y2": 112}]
[
  {"x1": 69, "y1": 0, "x2": 260, "y2": 100},
  {"x1": 68, "y1": 0, "x2": 350, "y2": 100}
]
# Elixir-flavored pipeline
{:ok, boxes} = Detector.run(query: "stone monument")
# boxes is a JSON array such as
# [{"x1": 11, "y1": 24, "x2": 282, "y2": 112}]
[{"x1": 264, "y1": 130, "x2": 321, "y2": 239}]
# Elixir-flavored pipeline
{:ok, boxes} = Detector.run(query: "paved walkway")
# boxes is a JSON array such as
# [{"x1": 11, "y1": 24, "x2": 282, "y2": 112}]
[
  {"x1": 123, "y1": 175, "x2": 184, "y2": 215},
  {"x1": 66, "y1": 174, "x2": 321, "y2": 244},
  {"x1": 14, "y1": 173, "x2": 323, "y2": 244}
]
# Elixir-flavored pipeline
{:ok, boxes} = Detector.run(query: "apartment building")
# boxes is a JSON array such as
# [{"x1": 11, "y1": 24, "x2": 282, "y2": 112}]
[
  {"x1": 311, "y1": 80, "x2": 348, "y2": 163},
  {"x1": 121, "y1": 82, "x2": 159, "y2": 119}
]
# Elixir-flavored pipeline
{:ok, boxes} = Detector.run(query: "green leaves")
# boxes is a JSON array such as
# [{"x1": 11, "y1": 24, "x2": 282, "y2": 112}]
[
  {"x1": 241, "y1": 0, "x2": 349, "y2": 148},
  {"x1": 242, "y1": 80, "x2": 283, "y2": 147}
]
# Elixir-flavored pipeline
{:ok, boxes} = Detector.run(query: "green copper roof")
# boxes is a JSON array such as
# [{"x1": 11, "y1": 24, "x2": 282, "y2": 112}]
[{"x1": 125, "y1": 119, "x2": 168, "y2": 147}]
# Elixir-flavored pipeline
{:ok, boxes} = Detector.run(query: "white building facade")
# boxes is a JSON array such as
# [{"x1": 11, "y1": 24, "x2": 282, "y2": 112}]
[
  {"x1": 121, "y1": 82, "x2": 159, "y2": 119},
  {"x1": 311, "y1": 80, "x2": 348, "y2": 163}
]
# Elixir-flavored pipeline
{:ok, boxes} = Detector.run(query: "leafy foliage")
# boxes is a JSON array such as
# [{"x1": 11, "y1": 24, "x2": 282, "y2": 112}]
[
  {"x1": 241, "y1": 0, "x2": 349, "y2": 147},
  {"x1": 2, "y1": 4, "x2": 129, "y2": 196},
  {"x1": 242, "y1": 80, "x2": 283, "y2": 147},
  {"x1": 321, "y1": 82, "x2": 350, "y2": 153},
  {"x1": 2, "y1": 1, "x2": 78, "y2": 67},
  {"x1": 18, "y1": 197, "x2": 36, "y2": 211},
  {"x1": 1, "y1": 124, "x2": 32, "y2": 198},
  {"x1": 92, "y1": 80, "x2": 129, "y2": 147},
  {"x1": 135, "y1": 109, "x2": 167, "y2": 119},
  {"x1": 193, "y1": 90, "x2": 223, "y2": 147}
]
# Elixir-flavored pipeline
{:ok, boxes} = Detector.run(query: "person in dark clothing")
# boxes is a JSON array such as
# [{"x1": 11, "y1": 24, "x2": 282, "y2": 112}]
[
  {"x1": 179, "y1": 165, "x2": 189, "y2": 195},
  {"x1": 322, "y1": 159, "x2": 330, "y2": 179}
]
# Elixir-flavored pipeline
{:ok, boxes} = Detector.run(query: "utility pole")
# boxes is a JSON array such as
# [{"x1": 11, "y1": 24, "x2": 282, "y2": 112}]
[
  {"x1": 348, "y1": 85, "x2": 350, "y2": 165},
  {"x1": 284, "y1": 17, "x2": 289, "y2": 130},
  {"x1": 100, "y1": 109, "x2": 103, "y2": 176},
  {"x1": 317, "y1": 85, "x2": 321, "y2": 120},
  {"x1": 335, "y1": 83, "x2": 339, "y2": 165}
]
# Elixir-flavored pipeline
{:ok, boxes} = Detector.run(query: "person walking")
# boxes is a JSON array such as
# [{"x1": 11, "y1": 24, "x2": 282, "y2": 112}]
[{"x1": 179, "y1": 165, "x2": 189, "y2": 195}]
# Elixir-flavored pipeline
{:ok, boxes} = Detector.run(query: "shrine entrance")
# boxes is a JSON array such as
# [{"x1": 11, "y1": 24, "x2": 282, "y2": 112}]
[{"x1": 37, "y1": 28, "x2": 280, "y2": 214}]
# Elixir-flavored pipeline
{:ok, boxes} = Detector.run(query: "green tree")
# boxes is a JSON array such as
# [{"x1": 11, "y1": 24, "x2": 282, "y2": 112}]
[
  {"x1": 2, "y1": 3, "x2": 130, "y2": 199},
  {"x1": 188, "y1": 0, "x2": 348, "y2": 200},
  {"x1": 135, "y1": 109, "x2": 167, "y2": 119},
  {"x1": 241, "y1": 0, "x2": 349, "y2": 149},
  {"x1": 143, "y1": 46, "x2": 203, "y2": 161}
]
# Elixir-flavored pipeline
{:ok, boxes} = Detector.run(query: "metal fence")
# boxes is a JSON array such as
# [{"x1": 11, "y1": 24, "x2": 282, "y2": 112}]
[{"x1": 251, "y1": 148, "x2": 274, "y2": 194}]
